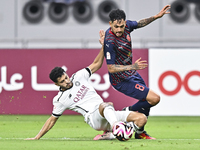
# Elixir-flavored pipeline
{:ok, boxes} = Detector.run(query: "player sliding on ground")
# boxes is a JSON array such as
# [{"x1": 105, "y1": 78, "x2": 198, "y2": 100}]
[{"x1": 25, "y1": 30, "x2": 148, "y2": 141}]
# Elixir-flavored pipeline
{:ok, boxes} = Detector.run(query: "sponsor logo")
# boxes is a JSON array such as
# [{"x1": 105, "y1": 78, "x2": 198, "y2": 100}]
[
  {"x1": 158, "y1": 70, "x2": 200, "y2": 96},
  {"x1": 73, "y1": 85, "x2": 89, "y2": 102}
]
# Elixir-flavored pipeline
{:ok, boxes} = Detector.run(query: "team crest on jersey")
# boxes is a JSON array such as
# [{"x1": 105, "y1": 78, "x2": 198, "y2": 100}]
[
  {"x1": 75, "y1": 81, "x2": 80, "y2": 86},
  {"x1": 126, "y1": 35, "x2": 131, "y2": 42},
  {"x1": 106, "y1": 52, "x2": 111, "y2": 60}
]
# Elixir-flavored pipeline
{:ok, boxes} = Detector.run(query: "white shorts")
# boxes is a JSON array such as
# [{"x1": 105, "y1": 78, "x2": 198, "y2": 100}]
[{"x1": 84, "y1": 105, "x2": 131, "y2": 131}]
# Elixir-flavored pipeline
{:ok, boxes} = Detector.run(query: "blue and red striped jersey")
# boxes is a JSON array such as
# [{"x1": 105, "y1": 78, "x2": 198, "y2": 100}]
[{"x1": 104, "y1": 20, "x2": 138, "y2": 85}]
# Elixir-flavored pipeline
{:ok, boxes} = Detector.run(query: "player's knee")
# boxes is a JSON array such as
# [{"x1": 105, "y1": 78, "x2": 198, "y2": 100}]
[
  {"x1": 147, "y1": 90, "x2": 161, "y2": 106},
  {"x1": 149, "y1": 94, "x2": 160, "y2": 106},
  {"x1": 153, "y1": 95, "x2": 160, "y2": 105},
  {"x1": 107, "y1": 102, "x2": 114, "y2": 106},
  {"x1": 99, "y1": 102, "x2": 114, "y2": 117},
  {"x1": 99, "y1": 102, "x2": 113, "y2": 109}
]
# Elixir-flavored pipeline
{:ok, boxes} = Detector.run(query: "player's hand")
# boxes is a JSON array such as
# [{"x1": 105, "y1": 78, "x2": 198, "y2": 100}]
[
  {"x1": 99, "y1": 30, "x2": 105, "y2": 46},
  {"x1": 156, "y1": 4, "x2": 171, "y2": 18},
  {"x1": 133, "y1": 57, "x2": 148, "y2": 70}
]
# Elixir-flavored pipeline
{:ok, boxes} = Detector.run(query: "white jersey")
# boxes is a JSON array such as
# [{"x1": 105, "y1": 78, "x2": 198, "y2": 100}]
[{"x1": 52, "y1": 68, "x2": 103, "y2": 118}]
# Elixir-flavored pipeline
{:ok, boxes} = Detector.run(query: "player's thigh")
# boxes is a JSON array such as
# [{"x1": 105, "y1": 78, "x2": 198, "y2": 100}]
[
  {"x1": 88, "y1": 108, "x2": 111, "y2": 131},
  {"x1": 114, "y1": 79, "x2": 149, "y2": 100}
]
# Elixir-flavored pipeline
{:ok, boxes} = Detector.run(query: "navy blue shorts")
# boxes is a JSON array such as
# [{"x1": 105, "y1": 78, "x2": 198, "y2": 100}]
[{"x1": 112, "y1": 72, "x2": 149, "y2": 101}]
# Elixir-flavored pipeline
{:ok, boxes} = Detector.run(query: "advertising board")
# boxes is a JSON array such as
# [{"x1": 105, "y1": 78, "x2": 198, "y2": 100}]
[
  {"x1": 149, "y1": 49, "x2": 200, "y2": 116},
  {"x1": 0, "y1": 49, "x2": 148, "y2": 115}
]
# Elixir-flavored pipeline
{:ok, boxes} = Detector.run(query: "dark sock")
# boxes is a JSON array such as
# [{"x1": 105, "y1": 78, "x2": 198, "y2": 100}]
[
  {"x1": 129, "y1": 100, "x2": 153, "y2": 117},
  {"x1": 130, "y1": 101, "x2": 152, "y2": 132}
]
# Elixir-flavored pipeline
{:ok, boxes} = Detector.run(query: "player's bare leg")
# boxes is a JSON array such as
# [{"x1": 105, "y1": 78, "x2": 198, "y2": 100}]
[
  {"x1": 93, "y1": 102, "x2": 117, "y2": 140},
  {"x1": 146, "y1": 90, "x2": 160, "y2": 106},
  {"x1": 126, "y1": 111, "x2": 147, "y2": 129}
]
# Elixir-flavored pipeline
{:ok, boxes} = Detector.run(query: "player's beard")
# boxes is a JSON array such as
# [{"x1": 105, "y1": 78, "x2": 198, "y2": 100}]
[
  {"x1": 61, "y1": 82, "x2": 73, "y2": 90},
  {"x1": 111, "y1": 28, "x2": 123, "y2": 37},
  {"x1": 116, "y1": 32, "x2": 123, "y2": 37}
]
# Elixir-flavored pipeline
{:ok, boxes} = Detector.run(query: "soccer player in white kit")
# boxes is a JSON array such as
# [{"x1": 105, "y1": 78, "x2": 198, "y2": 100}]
[{"x1": 25, "y1": 30, "x2": 147, "y2": 141}]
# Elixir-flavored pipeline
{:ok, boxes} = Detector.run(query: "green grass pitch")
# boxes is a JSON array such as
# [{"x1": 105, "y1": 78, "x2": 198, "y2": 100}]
[{"x1": 0, "y1": 115, "x2": 200, "y2": 150}]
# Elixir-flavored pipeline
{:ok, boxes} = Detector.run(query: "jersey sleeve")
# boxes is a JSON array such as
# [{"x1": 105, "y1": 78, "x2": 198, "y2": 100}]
[
  {"x1": 126, "y1": 20, "x2": 138, "y2": 31},
  {"x1": 73, "y1": 68, "x2": 91, "y2": 82},
  {"x1": 52, "y1": 101, "x2": 65, "y2": 118},
  {"x1": 85, "y1": 67, "x2": 92, "y2": 76}
]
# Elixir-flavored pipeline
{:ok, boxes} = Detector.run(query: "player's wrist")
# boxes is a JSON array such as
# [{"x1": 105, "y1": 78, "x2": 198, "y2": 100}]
[{"x1": 154, "y1": 14, "x2": 159, "y2": 19}]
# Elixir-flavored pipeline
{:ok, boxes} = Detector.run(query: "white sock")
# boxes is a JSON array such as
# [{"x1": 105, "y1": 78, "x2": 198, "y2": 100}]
[
  {"x1": 133, "y1": 123, "x2": 140, "y2": 132},
  {"x1": 128, "y1": 122, "x2": 140, "y2": 132},
  {"x1": 103, "y1": 105, "x2": 118, "y2": 128}
]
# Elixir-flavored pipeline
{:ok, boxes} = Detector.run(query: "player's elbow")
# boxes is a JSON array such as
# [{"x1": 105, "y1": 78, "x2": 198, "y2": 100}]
[
  {"x1": 107, "y1": 65, "x2": 115, "y2": 73},
  {"x1": 108, "y1": 69, "x2": 115, "y2": 74}
]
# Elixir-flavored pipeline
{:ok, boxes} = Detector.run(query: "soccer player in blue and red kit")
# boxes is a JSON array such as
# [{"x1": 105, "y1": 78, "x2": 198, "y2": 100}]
[{"x1": 103, "y1": 5, "x2": 171, "y2": 139}]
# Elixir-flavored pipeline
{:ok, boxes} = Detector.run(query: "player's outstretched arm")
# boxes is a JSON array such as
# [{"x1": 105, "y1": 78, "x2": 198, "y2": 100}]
[
  {"x1": 137, "y1": 4, "x2": 170, "y2": 28},
  {"x1": 89, "y1": 30, "x2": 105, "y2": 74},
  {"x1": 25, "y1": 115, "x2": 58, "y2": 140},
  {"x1": 107, "y1": 57, "x2": 148, "y2": 73}
]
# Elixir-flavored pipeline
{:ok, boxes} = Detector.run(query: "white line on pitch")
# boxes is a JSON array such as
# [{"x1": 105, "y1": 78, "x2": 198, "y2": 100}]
[{"x1": 1, "y1": 137, "x2": 200, "y2": 140}]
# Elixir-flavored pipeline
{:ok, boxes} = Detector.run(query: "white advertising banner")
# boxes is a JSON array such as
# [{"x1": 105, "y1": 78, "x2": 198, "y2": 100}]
[{"x1": 149, "y1": 49, "x2": 200, "y2": 116}]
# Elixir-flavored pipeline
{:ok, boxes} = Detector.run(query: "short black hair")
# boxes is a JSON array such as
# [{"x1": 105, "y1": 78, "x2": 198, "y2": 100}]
[
  {"x1": 49, "y1": 67, "x2": 65, "y2": 83},
  {"x1": 109, "y1": 9, "x2": 126, "y2": 22}
]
